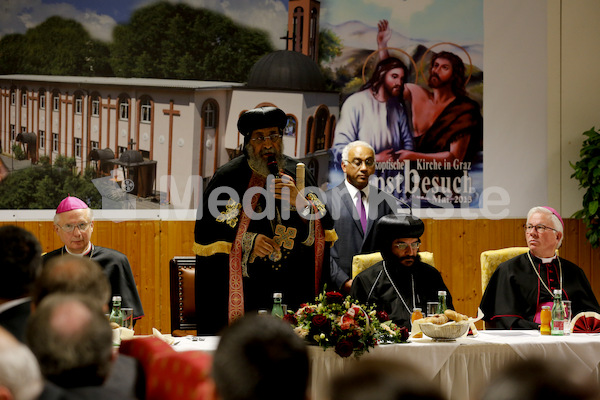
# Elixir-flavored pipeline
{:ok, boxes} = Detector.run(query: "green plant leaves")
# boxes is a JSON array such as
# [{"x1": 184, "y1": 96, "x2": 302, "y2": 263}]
[{"x1": 571, "y1": 127, "x2": 600, "y2": 248}]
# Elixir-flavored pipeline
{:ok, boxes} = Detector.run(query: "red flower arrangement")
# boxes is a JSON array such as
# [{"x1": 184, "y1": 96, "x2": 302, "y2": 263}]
[{"x1": 288, "y1": 290, "x2": 408, "y2": 358}]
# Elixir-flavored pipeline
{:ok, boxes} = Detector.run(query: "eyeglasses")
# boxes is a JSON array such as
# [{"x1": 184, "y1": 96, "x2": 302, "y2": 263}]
[
  {"x1": 57, "y1": 222, "x2": 91, "y2": 233},
  {"x1": 345, "y1": 158, "x2": 375, "y2": 168},
  {"x1": 523, "y1": 224, "x2": 557, "y2": 234},
  {"x1": 394, "y1": 241, "x2": 421, "y2": 251},
  {"x1": 250, "y1": 134, "x2": 282, "y2": 143}
]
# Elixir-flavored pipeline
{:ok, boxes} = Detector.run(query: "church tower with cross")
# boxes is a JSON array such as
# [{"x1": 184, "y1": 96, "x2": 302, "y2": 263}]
[{"x1": 286, "y1": 0, "x2": 320, "y2": 62}]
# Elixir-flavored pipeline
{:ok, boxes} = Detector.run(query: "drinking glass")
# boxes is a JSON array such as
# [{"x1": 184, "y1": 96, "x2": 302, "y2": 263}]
[
  {"x1": 426, "y1": 302, "x2": 439, "y2": 317},
  {"x1": 121, "y1": 308, "x2": 134, "y2": 330},
  {"x1": 562, "y1": 301, "x2": 572, "y2": 335}
]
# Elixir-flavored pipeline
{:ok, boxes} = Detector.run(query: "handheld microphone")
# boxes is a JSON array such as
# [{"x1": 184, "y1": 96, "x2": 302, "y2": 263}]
[{"x1": 267, "y1": 155, "x2": 279, "y2": 177}]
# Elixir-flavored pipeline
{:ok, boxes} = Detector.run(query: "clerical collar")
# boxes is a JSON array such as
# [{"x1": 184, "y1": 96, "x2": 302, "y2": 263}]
[
  {"x1": 531, "y1": 253, "x2": 557, "y2": 264},
  {"x1": 64, "y1": 242, "x2": 93, "y2": 257}
]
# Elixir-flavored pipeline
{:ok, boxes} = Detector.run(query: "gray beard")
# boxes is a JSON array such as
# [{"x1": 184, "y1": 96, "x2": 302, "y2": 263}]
[{"x1": 245, "y1": 144, "x2": 286, "y2": 177}]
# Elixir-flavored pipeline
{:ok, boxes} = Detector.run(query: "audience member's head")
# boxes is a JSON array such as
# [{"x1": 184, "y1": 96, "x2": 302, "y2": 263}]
[
  {"x1": 0, "y1": 225, "x2": 42, "y2": 301},
  {"x1": 330, "y1": 358, "x2": 444, "y2": 400},
  {"x1": 479, "y1": 358, "x2": 599, "y2": 400},
  {"x1": 0, "y1": 326, "x2": 43, "y2": 400},
  {"x1": 31, "y1": 254, "x2": 111, "y2": 312},
  {"x1": 212, "y1": 314, "x2": 309, "y2": 400},
  {"x1": 26, "y1": 293, "x2": 113, "y2": 388}
]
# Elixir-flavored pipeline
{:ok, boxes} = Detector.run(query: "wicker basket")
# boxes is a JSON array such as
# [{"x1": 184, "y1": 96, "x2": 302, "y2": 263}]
[{"x1": 419, "y1": 321, "x2": 469, "y2": 341}]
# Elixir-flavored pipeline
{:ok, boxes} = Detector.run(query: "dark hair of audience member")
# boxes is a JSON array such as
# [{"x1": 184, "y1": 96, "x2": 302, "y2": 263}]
[
  {"x1": 479, "y1": 358, "x2": 599, "y2": 400},
  {"x1": 31, "y1": 254, "x2": 111, "y2": 310},
  {"x1": 26, "y1": 293, "x2": 113, "y2": 388},
  {"x1": 0, "y1": 225, "x2": 42, "y2": 300},
  {"x1": 212, "y1": 314, "x2": 309, "y2": 400},
  {"x1": 330, "y1": 358, "x2": 445, "y2": 400}
]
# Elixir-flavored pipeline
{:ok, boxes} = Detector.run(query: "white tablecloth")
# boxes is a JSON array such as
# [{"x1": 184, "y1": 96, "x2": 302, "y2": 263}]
[
  {"x1": 308, "y1": 331, "x2": 600, "y2": 400},
  {"x1": 170, "y1": 331, "x2": 600, "y2": 400}
]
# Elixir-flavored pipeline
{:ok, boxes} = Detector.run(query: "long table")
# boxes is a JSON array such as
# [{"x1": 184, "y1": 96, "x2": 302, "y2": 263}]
[{"x1": 172, "y1": 330, "x2": 600, "y2": 400}]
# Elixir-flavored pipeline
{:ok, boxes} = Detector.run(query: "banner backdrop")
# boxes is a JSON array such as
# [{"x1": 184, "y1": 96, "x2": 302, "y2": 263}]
[{"x1": 324, "y1": 1, "x2": 483, "y2": 209}]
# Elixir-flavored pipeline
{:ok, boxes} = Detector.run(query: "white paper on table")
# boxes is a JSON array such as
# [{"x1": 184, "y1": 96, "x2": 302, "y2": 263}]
[{"x1": 152, "y1": 328, "x2": 176, "y2": 345}]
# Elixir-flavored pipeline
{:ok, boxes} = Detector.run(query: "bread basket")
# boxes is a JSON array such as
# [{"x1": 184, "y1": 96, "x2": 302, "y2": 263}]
[{"x1": 419, "y1": 321, "x2": 469, "y2": 341}]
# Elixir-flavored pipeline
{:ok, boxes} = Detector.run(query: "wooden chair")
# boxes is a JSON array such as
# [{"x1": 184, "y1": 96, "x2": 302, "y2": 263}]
[
  {"x1": 352, "y1": 251, "x2": 435, "y2": 278},
  {"x1": 169, "y1": 257, "x2": 197, "y2": 336}
]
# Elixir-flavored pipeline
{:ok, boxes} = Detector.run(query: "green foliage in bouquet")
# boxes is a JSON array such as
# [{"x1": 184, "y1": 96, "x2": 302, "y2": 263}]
[{"x1": 285, "y1": 290, "x2": 409, "y2": 358}]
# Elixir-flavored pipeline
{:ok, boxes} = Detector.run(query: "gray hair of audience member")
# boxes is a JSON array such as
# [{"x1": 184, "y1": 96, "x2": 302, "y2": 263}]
[
  {"x1": 31, "y1": 254, "x2": 111, "y2": 311},
  {"x1": 527, "y1": 206, "x2": 564, "y2": 247},
  {"x1": 212, "y1": 314, "x2": 309, "y2": 400},
  {"x1": 330, "y1": 358, "x2": 445, "y2": 400},
  {"x1": 26, "y1": 293, "x2": 113, "y2": 388},
  {"x1": 341, "y1": 140, "x2": 375, "y2": 165},
  {"x1": 479, "y1": 358, "x2": 599, "y2": 400},
  {"x1": 0, "y1": 326, "x2": 43, "y2": 400},
  {"x1": 0, "y1": 225, "x2": 42, "y2": 300}
]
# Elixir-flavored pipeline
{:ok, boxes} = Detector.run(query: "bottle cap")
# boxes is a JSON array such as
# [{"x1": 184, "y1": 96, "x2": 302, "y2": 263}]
[
  {"x1": 413, "y1": 308, "x2": 422, "y2": 312},
  {"x1": 438, "y1": 291, "x2": 446, "y2": 296},
  {"x1": 273, "y1": 293, "x2": 282, "y2": 299},
  {"x1": 112, "y1": 295, "x2": 122, "y2": 301},
  {"x1": 258, "y1": 309, "x2": 268, "y2": 315},
  {"x1": 542, "y1": 305, "x2": 551, "y2": 309},
  {"x1": 553, "y1": 289, "x2": 561, "y2": 295}
]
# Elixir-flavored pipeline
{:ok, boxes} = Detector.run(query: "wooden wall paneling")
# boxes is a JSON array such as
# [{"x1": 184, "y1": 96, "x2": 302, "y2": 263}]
[
  {"x1": 159, "y1": 220, "x2": 196, "y2": 333},
  {"x1": 1, "y1": 218, "x2": 598, "y2": 335},
  {"x1": 439, "y1": 219, "x2": 464, "y2": 310},
  {"x1": 591, "y1": 246, "x2": 600, "y2": 296},
  {"x1": 463, "y1": 219, "x2": 484, "y2": 316}
]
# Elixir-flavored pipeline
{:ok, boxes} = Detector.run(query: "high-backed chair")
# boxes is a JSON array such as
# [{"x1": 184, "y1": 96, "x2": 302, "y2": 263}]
[
  {"x1": 480, "y1": 247, "x2": 529, "y2": 293},
  {"x1": 120, "y1": 336, "x2": 213, "y2": 400},
  {"x1": 169, "y1": 257, "x2": 197, "y2": 336},
  {"x1": 352, "y1": 251, "x2": 435, "y2": 278}
]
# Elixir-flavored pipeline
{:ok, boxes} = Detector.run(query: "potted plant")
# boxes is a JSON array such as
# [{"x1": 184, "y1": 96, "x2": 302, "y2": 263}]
[{"x1": 570, "y1": 127, "x2": 600, "y2": 248}]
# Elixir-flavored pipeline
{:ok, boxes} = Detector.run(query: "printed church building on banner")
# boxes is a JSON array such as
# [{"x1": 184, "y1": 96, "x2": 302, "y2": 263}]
[{"x1": 0, "y1": 0, "x2": 338, "y2": 208}]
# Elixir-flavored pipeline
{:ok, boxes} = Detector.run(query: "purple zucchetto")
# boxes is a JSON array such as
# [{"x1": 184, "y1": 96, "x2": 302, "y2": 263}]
[
  {"x1": 56, "y1": 196, "x2": 88, "y2": 214},
  {"x1": 543, "y1": 206, "x2": 564, "y2": 228}
]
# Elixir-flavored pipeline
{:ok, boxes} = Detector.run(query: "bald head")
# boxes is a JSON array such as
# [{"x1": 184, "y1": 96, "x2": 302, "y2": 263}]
[
  {"x1": 0, "y1": 327, "x2": 43, "y2": 400},
  {"x1": 26, "y1": 294, "x2": 113, "y2": 388}
]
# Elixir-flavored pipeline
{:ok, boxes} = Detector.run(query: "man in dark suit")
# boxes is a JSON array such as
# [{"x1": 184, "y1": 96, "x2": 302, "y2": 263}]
[
  {"x1": 0, "y1": 225, "x2": 42, "y2": 343},
  {"x1": 326, "y1": 141, "x2": 399, "y2": 293},
  {"x1": 27, "y1": 293, "x2": 135, "y2": 400},
  {"x1": 31, "y1": 255, "x2": 143, "y2": 399}
]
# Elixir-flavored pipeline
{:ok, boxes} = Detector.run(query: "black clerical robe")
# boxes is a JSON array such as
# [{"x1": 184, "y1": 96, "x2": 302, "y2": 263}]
[
  {"x1": 350, "y1": 258, "x2": 453, "y2": 330},
  {"x1": 480, "y1": 252, "x2": 600, "y2": 329},
  {"x1": 193, "y1": 155, "x2": 336, "y2": 335},
  {"x1": 43, "y1": 246, "x2": 144, "y2": 319}
]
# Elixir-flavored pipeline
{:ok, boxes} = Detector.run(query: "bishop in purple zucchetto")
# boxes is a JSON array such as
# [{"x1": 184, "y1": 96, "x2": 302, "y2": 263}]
[{"x1": 56, "y1": 196, "x2": 88, "y2": 214}]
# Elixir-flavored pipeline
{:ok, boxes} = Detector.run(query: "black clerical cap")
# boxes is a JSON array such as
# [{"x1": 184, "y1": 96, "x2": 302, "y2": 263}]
[
  {"x1": 374, "y1": 214, "x2": 425, "y2": 243},
  {"x1": 237, "y1": 107, "x2": 287, "y2": 137}
]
